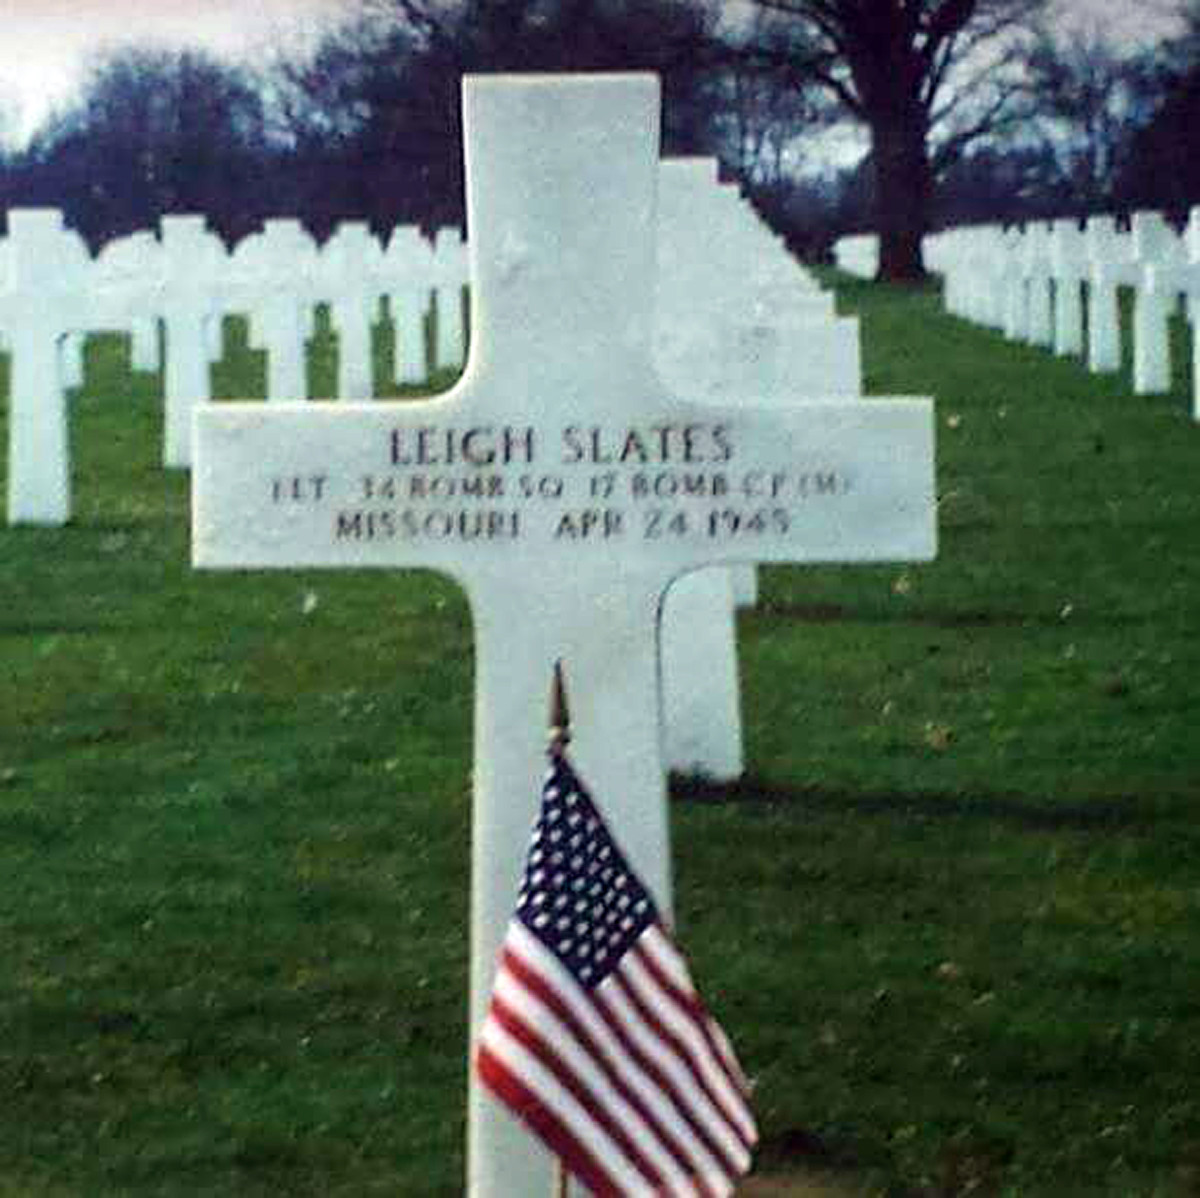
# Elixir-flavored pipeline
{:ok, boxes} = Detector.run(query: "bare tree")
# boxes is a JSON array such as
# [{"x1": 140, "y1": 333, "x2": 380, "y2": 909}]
[
  {"x1": 1018, "y1": 25, "x2": 1159, "y2": 211},
  {"x1": 736, "y1": 0, "x2": 1041, "y2": 280},
  {"x1": 1110, "y1": 0, "x2": 1200, "y2": 211},
  {"x1": 712, "y1": 9, "x2": 829, "y2": 185},
  {"x1": 268, "y1": 0, "x2": 722, "y2": 231}
]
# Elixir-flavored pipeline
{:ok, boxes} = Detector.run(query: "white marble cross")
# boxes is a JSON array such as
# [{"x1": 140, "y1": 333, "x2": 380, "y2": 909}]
[
  {"x1": 2, "y1": 209, "x2": 83, "y2": 524},
  {"x1": 431, "y1": 226, "x2": 469, "y2": 372},
  {"x1": 384, "y1": 225, "x2": 435, "y2": 385},
  {"x1": 160, "y1": 216, "x2": 229, "y2": 468},
  {"x1": 317, "y1": 221, "x2": 384, "y2": 400},
  {"x1": 192, "y1": 74, "x2": 936, "y2": 1196},
  {"x1": 228, "y1": 218, "x2": 318, "y2": 402},
  {"x1": 654, "y1": 157, "x2": 864, "y2": 779},
  {"x1": 1050, "y1": 219, "x2": 1087, "y2": 359}
]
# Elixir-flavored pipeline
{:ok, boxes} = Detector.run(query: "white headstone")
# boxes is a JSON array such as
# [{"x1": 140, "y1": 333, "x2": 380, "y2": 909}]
[
  {"x1": 130, "y1": 317, "x2": 160, "y2": 374},
  {"x1": 59, "y1": 331, "x2": 86, "y2": 391},
  {"x1": 654, "y1": 158, "x2": 863, "y2": 779},
  {"x1": 1131, "y1": 212, "x2": 1180, "y2": 395},
  {"x1": 317, "y1": 221, "x2": 382, "y2": 400},
  {"x1": 835, "y1": 233, "x2": 879, "y2": 279},
  {"x1": 1051, "y1": 218, "x2": 1086, "y2": 358},
  {"x1": 1028, "y1": 223, "x2": 1055, "y2": 348},
  {"x1": 161, "y1": 215, "x2": 227, "y2": 467},
  {"x1": 1002, "y1": 225, "x2": 1031, "y2": 342},
  {"x1": 1085, "y1": 216, "x2": 1124, "y2": 373},
  {"x1": 95, "y1": 230, "x2": 163, "y2": 372},
  {"x1": 230, "y1": 218, "x2": 318, "y2": 402},
  {"x1": 384, "y1": 225, "x2": 434, "y2": 385},
  {"x1": 969, "y1": 225, "x2": 1008, "y2": 330},
  {"x1": 192, "y1": 74, "x2": 936, "y2": 1195},
  {"x1": 431, "y1": 226, "x2": 468, "y2": 372},
  {"x1": 2, "y1": 209, "x2": 88, "y2": 525}
]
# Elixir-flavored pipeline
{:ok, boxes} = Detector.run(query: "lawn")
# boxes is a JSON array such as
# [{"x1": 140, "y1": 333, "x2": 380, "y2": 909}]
[{"x1": 2, "y1": 278, "x2": 1198, "y2": 1195}]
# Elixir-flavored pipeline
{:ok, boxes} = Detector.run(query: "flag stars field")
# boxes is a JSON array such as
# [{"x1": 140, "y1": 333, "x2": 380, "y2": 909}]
[{"x1": 517, "y1": 768, "x2": 657, "y2": 989}]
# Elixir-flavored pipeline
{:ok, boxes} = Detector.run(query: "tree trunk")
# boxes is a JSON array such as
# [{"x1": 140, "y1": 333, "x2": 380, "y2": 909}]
[{"x1": 868, "y1": 100, "x2": 932, "y2": 283}]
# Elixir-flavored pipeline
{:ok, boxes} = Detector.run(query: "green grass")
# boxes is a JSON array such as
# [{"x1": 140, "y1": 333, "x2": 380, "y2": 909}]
[{"x1": 2, "y1": 282, "x2": 1199, "y2": 1195}]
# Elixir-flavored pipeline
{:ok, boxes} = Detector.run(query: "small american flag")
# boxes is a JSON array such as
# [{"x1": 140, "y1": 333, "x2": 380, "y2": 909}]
[{"x1": 476, "y1": 751, "x2": 757, "y2": 1196}]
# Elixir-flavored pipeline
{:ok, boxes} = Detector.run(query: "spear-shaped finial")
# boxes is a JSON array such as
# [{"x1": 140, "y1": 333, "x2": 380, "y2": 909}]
[{"x1": 547, "y1": 658, "x2": 571, "y2": 758}]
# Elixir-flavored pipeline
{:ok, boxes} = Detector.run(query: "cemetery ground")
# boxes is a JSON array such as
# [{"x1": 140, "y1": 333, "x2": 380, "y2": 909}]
[{"x1": 1, "y1": 280, "x2": 1198, "y2": 1197}]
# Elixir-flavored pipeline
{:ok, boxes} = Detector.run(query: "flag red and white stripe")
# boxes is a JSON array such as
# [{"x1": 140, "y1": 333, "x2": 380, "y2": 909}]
[{"x1": 476, "y1": 755, "x2": 756, "y2": 1195}]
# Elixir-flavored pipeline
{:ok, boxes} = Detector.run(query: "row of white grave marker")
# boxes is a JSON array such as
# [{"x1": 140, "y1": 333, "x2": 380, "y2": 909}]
[
  {"x1": 192, "y1": 71, "x2": 937, "y2": 1195},
  {"x1": 0, "y1": 209, "x2": 471, "y2": 523},
  {"x1": 836, "y1": 213, "x2": 1200, "y2": 421},
  {"x1": 1, "y1": 161, "x2": 865, "y2": 786},
  {"x1": 1, "y1": 165, "x2": 862, "y2": 531},
  {"x1": 653, "y1": 159, "x2": 863, "y2": 784}
]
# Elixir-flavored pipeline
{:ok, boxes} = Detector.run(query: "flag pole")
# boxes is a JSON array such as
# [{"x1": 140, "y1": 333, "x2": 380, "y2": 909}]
[
  {"x1": 548, "y1": 657, "x2": 571, "y2": 760},
  {"x1": 548, "y1": 660, "x2": 571, "y2": 1198}
]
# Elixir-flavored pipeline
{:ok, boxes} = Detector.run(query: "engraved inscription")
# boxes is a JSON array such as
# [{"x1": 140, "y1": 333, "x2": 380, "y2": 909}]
[
  {"x1": 253, "y1": 421, "x2": 859, "y2": 552},
  {"x1": 560, "y1": 423, "x2": 733, "y2": 465},
  {"x1": 335, "y1": 509, "x2": 521, "y2": 542},
  {"x1": 272, "y1": 474, "x2": 328, "y2": 503},
  {"x1": 390, "y1": 426, "x2": 537, "y2": 467}
]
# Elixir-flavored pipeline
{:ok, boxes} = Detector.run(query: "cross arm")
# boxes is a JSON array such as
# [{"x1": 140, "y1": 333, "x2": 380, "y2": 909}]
[{"x1": 192, "y1": 393, "x2": 936, "y2": 576}]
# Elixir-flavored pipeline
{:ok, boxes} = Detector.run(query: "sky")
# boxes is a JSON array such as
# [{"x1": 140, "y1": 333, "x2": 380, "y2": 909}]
[
  {"x1": 0, "y1": 0, "x2": 354, "y2": 143},
  {"x1": 0, "y1": 0, "x2": 1183, "y2": 147}
]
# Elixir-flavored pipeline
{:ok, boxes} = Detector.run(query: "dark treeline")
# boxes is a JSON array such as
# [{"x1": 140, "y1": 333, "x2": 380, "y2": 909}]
[
  {"x1": 0, "y1": 0, "x2": 723, "y2": 249},
  {"x1": 2, "y1": 0, "x2": 1200, "y2": 273}
]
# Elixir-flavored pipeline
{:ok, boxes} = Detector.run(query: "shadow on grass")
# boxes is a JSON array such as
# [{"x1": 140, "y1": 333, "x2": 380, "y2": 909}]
[{"x1": 671, "y1": 771, "x2": 1171, "y2": 834}]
